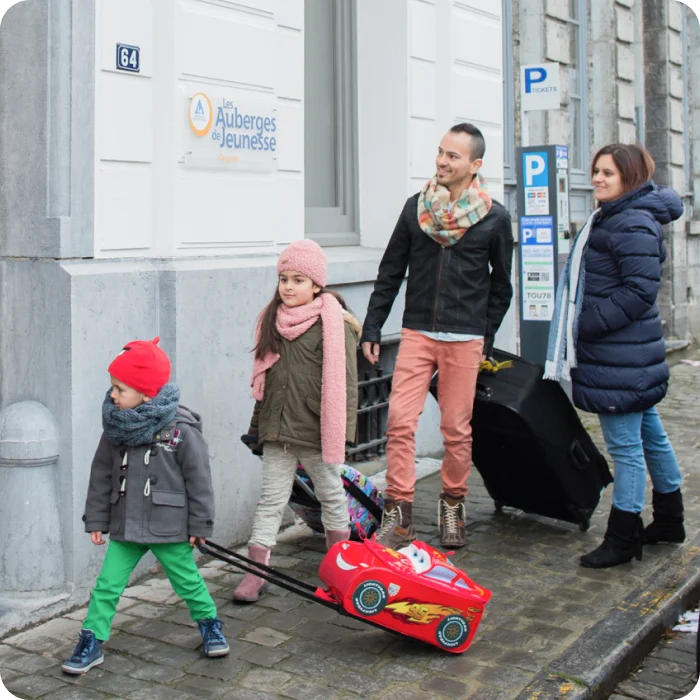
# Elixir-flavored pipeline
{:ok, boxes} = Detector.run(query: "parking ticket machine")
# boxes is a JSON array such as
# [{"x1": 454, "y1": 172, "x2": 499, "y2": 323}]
[{"x1": 516, "y1": 145, "x2": 570, "y2": 365}]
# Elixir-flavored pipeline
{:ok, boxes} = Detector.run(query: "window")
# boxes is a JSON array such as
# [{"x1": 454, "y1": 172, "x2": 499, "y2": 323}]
[
  {"x1": 502, "y1": 0, "x2": 516, "y2": 216},
  {"x1": 566, "y1": 0, "x2": 589, "y2": 188},
  {"x1": 304, "y1": 0, "x2": 359, "y2": 246}
]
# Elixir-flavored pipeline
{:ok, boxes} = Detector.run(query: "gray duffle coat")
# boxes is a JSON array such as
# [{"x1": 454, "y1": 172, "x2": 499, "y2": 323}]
[{"x1": 83, "y1": 406, "x2": 215, "y2": 543}]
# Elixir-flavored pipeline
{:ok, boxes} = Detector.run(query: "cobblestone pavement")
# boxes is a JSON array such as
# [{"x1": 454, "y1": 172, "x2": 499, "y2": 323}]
[
  {"x1": 612, "y1": 619, "x2": 698, "y2": 700},
  {"x1": 2, "y1": 357, "x2": 700, "y2": 700}
]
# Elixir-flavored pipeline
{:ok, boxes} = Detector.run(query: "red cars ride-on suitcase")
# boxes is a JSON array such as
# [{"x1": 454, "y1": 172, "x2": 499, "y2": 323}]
[
  {"x1": 430, "y1": 348, "x2": 612, "y2": 531},
  {"x1": 199, "y1": 537, "x2": 491, "y2": 654}
]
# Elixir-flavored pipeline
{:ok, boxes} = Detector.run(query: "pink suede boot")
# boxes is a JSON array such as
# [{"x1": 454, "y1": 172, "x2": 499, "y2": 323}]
[
  {"x1": 325, "y1": 529, "x2": 351, "y2": 550},
  {"x1": 232, "y1": 544, "x2": 271, "y2": 604}
]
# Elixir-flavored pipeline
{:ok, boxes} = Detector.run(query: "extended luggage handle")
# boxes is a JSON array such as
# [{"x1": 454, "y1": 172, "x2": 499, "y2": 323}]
[
  {"x1": 569, "y1": 440, "x2": 591, "y2": 470},
  {"x1": 197, "y1": 540, "x2": 400, "y2": 635},
  {"x1": 475, "y1": 382, "x2": 492, "y2": 401}
]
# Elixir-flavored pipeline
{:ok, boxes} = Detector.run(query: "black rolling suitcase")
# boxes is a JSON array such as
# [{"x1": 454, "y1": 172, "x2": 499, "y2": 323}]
[{"x1": 430, "y1": 349, "x2": 612, "y2": 531}]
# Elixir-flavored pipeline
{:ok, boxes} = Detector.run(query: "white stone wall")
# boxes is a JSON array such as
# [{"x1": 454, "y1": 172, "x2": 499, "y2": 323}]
[
  {"x1": 407, "y1": 1, "x2": 505, "y2": 203},
  {"x1": 94, "y1": 0, "x2": 508, "y2": 257},
  {"x1": 94, "y1": 0, "x2": 304, "y2": 258}
]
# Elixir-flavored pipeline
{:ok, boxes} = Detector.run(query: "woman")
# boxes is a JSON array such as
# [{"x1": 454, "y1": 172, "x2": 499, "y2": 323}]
[{"x1": 545, "y1": 143, "x2": 685, "y2": 569}]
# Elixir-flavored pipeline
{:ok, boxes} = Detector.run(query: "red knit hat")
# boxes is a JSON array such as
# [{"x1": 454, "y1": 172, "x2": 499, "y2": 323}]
[
  {"x1": 108, "y1": 337, "x2": 171, "y2": 398},
  {"x1": 277, "y1": 239, "x2": 328, "y2": 288}
]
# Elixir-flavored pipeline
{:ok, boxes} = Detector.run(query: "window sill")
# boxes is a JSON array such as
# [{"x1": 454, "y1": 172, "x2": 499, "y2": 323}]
[{"x1": 325, "y1": 245, "x2": 385, "y2": 285}]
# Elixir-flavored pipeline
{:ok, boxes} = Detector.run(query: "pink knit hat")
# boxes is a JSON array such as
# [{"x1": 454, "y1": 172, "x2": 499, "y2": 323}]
[{"x1": 277, "y1": 239, "x2": 327, "y2": 287}]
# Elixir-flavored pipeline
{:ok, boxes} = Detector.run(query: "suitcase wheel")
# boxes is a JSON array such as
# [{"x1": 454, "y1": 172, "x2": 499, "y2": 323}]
[
  {"x1": 579, "y1": 520, "x2": 590, "y2": 532},
  {"x1": 494, "y1": 501, "x2": 505, "y2": 513},
  {"x1": 352, "y1": 580, "x2": 388, "y2": 617}
]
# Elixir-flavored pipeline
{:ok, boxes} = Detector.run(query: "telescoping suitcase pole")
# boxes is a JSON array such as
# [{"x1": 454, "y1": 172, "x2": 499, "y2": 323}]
[{"x1": 196, "y1": 540, "x2": 391, "y2": 634}]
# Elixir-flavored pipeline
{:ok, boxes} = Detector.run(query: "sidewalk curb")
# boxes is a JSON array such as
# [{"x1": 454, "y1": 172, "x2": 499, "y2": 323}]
[{"x1": 516, "y1": 538, "x2": 700, "y2": 699}]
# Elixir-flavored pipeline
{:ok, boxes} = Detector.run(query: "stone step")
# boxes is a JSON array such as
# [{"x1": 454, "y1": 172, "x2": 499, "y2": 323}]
[{"x1": 665, "y1": 339, "x2": 691, "y2": 354}]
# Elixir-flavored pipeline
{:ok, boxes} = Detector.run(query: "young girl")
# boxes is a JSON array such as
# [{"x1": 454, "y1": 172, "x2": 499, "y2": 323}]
[
  {"x1": 62, "y1": 338, "x2": 228, "y2": 674},
  {"x1": 234, "y1": 239, "x2": 360, "y2": 603}
]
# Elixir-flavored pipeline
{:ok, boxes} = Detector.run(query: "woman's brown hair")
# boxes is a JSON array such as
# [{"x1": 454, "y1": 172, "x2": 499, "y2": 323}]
[
  {"x1": 590, "y1": 143, "x2": 656, "y2": 194},
  {"x1": 254, "y1": 286, "x2": 350, "y2": 360}
]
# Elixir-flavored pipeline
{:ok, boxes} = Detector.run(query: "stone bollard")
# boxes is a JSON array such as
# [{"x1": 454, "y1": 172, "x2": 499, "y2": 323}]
[{"x1": 0, "y1": 401, "x2": 65, "y2": 592}]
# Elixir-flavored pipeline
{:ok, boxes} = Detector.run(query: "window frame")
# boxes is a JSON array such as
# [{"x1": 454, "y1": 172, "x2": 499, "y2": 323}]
[
  {"x1": 502, "y1": 0, "x2": 516, "y2": 186},
  {"x1": 304, "y1": 0, "x2": 359, "y2": 247},
  {"x1": 566, "y1": 0, "x2": 590, "y2": 191}
]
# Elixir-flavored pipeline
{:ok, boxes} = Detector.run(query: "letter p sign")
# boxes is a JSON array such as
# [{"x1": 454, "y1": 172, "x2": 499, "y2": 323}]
[
  {"x1": 524, "y1": 67, "x2": 547, "y2": 94},
  {"x1": 524, "y1": 153, "x2": 547, "y2": 187}
]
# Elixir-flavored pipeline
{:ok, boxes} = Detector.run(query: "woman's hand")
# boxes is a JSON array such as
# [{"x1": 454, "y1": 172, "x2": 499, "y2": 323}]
[
  {"x1": 190, "y1": 536, "x2": 206, "y2": 547},
  {"x1": 91, "y1": 531, "x2": 105, "y2": 545}
]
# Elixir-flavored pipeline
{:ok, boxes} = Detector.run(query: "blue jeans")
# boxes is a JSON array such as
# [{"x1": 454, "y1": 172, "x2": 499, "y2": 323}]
[{"x1": 598, "y1": 407, "x2": 682, "y2": 513}]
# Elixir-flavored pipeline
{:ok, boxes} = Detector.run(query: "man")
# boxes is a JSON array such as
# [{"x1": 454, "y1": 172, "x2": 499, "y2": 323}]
[{"x1": 361, "y1": 123, "x2": 513, "y2": 549}]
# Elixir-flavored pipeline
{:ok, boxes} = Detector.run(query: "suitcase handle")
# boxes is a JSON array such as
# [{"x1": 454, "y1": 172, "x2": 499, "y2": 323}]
[
  {"x1": 569, "y1": 440, "x2": 591, "y2": 470},
  {"x1": 475, "y1": 382, "x2": 491, "y2": 401}
]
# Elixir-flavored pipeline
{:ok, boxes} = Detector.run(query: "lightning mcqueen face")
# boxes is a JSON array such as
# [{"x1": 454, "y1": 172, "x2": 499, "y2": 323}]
[{"x1": 316, "y1": 538, "x2": 491, "y2": 654}]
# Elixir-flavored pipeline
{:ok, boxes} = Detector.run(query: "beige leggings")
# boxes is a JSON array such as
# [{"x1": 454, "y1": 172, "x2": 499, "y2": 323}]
[{"x1": 249, "y1": 442, "x2": 349, "y2": 548}]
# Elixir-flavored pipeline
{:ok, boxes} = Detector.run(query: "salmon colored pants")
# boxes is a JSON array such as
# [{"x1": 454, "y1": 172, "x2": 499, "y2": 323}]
[{"x1": 385, "y1": 329, "x2": 484, "y2": 502}]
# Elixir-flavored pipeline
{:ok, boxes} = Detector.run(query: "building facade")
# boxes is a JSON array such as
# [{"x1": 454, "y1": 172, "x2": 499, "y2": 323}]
[
  {"x1": 0, "y1": 0, "x2": 512, "y2": 630},
  {"x1": 505, "y1": 0, "x2": 700, "y2": 341}
]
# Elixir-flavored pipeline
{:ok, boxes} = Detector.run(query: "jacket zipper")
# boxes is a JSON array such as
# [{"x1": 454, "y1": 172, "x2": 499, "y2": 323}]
[{"x1": 432, "y1": 246, "x2": 446, "y2": 330}]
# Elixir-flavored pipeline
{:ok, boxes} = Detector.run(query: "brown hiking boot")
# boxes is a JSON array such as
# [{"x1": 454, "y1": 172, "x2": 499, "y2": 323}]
[
  {"x1": 439, "y1": 494, "x2": 466, "y2": 548},
  {"x1": 375, "y1": 501, "x2": 417, "y2": 550}
]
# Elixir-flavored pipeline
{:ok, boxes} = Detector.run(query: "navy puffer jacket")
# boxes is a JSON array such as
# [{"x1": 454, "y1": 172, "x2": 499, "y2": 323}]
[{"x1": 571, "y1": 181, "x2": 683, "y2": 414}]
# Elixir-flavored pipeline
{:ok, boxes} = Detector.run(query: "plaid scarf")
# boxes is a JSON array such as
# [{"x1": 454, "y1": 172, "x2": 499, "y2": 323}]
[{"x1": 417, "y1": 173, "x2": 492, "y2": 246}]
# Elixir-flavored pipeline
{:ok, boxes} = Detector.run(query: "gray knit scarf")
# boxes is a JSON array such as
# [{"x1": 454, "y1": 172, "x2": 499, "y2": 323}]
[
  {"x1": 102, "y1": 383, "x2": 180, "y2": 447},
  {"x1": 543, "y1": 209, "x2": 600, "y2": 382}
]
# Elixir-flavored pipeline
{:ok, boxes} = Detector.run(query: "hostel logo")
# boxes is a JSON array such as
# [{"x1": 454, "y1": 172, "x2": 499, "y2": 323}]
[
  {"x1": 185, "y1": 89, "x2": 278, "y2": 167},
  {"x1": 189, "y1": 92, "x2": 213, "y2": 136}
]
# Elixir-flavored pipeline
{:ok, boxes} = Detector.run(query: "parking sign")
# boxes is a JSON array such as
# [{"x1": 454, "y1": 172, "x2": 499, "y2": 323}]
[{"x1": 521, "y1": 63, "x2": 560, "y2": 111}]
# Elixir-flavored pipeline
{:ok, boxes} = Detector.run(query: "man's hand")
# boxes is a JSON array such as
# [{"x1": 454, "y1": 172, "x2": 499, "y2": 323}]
[
  {"x1": 91, "y1": 531, "x2": 105, "y2": 545},
  {"x1": 362, "y1": 342, "x2": 380, "y2": 365},
  {"x1": 190, "y1": 536, "x2": 206, "y2": 547}
]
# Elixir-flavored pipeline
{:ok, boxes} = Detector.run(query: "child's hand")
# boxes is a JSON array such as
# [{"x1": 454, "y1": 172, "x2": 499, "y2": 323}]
[
  {"x1": 91, "y1": 531, "x2": 105, "y2": 545},
  {"x1": 189, "y1": 536, "x2": 206, "y2": 547}
]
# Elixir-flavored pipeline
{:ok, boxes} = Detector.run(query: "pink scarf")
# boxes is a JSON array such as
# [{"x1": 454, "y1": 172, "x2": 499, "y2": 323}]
[{"x1": 251, "y1": 293, "x2": 347, "y2": 464}]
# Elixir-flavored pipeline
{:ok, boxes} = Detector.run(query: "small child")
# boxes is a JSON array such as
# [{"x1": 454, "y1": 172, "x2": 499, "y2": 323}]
[
  {"x1": 62, "y1": 338, "x2": 229, "y2": 674},
  {"x1": 234, "y1": 239, "x2": 360, "y2": 603}
]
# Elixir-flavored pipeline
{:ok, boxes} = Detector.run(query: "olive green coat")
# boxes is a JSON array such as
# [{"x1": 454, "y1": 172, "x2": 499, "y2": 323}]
[{"x1": 250, "y1": 312, "x2": 360, "y2": 456}]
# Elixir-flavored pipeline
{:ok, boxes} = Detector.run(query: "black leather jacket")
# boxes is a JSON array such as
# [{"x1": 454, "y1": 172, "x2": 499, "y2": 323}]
[{"x1": 361, "y1": 193, "x2": 514, "y2": 354}]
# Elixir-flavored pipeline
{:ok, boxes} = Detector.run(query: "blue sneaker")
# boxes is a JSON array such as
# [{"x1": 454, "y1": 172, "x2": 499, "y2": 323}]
[
  {"x1": 198, "y1": 617, "x2": 229, "y2": 657},
  {"x1": 61, "y1": 629, "x2": 104, "y2": 675}
]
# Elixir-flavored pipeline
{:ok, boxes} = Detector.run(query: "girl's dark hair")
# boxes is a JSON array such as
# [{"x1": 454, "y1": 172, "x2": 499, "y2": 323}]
[
  {"x1": 591, "y1": 143, "x2": 656, "y2": 194},
  {"x1": 254, "y1": 286, "x2": 350, "y2": 360}
]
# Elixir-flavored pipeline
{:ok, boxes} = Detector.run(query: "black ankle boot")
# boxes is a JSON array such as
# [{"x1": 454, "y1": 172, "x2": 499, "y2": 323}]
[
  {"x1": 644, "y1": 489, "x2": 685, "y2": 544},
  {"x1": 580, "y1": 507, "x2": 644, "y2": 569}
]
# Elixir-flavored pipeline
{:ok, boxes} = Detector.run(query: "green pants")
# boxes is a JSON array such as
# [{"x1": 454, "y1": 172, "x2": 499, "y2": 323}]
[{"x1": 83, "y1": 540, "x2": 218, "y2": 641}]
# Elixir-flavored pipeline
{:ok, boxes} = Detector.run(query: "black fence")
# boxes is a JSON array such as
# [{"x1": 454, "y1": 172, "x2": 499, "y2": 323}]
[{"x1": 347, "y1": 362, "x2": 392, "y2": 463}]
